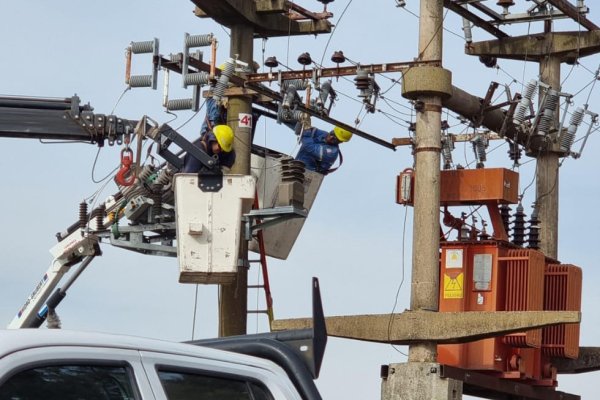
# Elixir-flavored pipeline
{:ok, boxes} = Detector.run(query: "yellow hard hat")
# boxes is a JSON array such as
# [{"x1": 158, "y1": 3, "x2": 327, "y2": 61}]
[
  {"x1": 333, "y1": 126, "x2": 352, "y2": 142},
  {"x1": 213, "y1": 125, "x2": 234, "y2": 152}
]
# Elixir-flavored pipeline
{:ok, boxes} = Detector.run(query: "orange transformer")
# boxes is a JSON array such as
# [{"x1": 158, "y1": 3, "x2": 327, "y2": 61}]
[{"x1": 408, "y1": 168, "x2": 586, "y2": 386}]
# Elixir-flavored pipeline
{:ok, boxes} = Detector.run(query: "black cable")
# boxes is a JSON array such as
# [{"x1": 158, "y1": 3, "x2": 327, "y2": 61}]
[{"x1": 319, "y1": 0, "x2": 355, "y2": 66}]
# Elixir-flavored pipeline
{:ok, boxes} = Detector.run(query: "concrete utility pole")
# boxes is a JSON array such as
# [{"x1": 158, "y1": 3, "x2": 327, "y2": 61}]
[
  {"x1": 219, "y1": 24, "x2": 254, "y2": 337},
  {"x1": 536, "y1": 22, "x2": 561, "y2": 260},
  {"x1": 381, "y1": 0, "x2": 461, "y2": 398},
  {"x1": 409, "y1": 0, "x2": 444, "y2": 364}
]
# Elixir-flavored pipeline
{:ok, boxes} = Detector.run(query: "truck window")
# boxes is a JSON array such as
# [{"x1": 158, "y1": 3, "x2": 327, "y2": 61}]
[
  {"x1": 0, "y1": 365, "x2": 136, "y2": 400},
  {"x1": 157, "y1": 370, "x2": 273, "y2": 400}
]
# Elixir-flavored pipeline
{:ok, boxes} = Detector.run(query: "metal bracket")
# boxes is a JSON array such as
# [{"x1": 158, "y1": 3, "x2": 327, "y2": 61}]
[
  {"x1": 198, "y1": 169, "x2": 223, "y2": 192},
  {"x1": 242, "y1": 205, "x2": 308, "y2": 240}
]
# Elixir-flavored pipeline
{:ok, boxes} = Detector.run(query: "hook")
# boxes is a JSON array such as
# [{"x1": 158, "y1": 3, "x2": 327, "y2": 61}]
[{"x1": 115, "y1": 147, "x2": 135, "y2": 186}]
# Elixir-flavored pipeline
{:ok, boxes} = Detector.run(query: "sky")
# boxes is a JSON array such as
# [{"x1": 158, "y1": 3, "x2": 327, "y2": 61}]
[{"x1": 1, "y1": 1, "x2": 600, "y2": 399}]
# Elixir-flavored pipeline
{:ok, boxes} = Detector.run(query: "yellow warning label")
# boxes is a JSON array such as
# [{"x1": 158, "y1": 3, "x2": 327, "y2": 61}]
[{"x1": 443, "y1": 272, "x2": 464, "y2": 299}]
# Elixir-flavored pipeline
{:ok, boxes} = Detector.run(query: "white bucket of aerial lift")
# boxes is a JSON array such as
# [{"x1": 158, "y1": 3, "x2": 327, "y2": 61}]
[
  {"x1": 248, "y1": 153, "x2": 324, "y2": 260},
  {"x1": 174, "y1": 174, "x2": 255, "y2": 284}
]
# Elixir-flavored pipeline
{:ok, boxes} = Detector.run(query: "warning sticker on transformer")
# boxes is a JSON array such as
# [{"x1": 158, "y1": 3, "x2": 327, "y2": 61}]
[{"x1": 443, "y1": 272, "x2": 464, "y2": 299}]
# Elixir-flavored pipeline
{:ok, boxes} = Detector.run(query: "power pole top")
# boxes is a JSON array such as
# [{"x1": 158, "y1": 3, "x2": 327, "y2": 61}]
[
  {"x1": 467, "y1": 30, "x2": 600, "y2": 63},
  {"x1": 192, "y1": 0, "x2": 332, "y2": 37}
]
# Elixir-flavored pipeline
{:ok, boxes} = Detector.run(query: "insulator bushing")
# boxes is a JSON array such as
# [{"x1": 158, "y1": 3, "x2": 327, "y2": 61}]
[
  {"x1": 500, "y1": 204, "x2": 511, "y2": 235},
  {"x1": 508, "y1": 142, "x2": 522, "y2": 162},
  {"x1": 537, "y1": 89, "x2": 560, "y2": 136},
  {"x1": 512, "y1": 203, "x2": 527, "y2": 246},
  {"x1": 281, "y1": 79, "x2": 308, "y2": 90},
  {"x1": 560, "y1": 107, "x2": 584, "y2": 152},
  {"x1": 318, "y1": 80, "x2": 333, "y2": 106},
  {"x1": 155, "y1": 168, "x2": 174, "y2": 187},
  {"x1": 513, "y1": 80, "x2": 537, "y2": 125},
  {"x1": 280, "y1": 158, "x2": 306, "y2": 184},
  {"x1": 265, "y1": 56, "x2": 279, "y2": 68},
  {"x1": 79, "y1": 201, "x2": 88, "y2": 230},
  {"x1": 331, "y1": 50, "x2": 346, "y2": 64},
  {"x1": 497, "y1": 0, "x2": 515, "y2": 6},
  {"x1": 130, "y1": 40, "x2": 154, "y2": 54},
  {"x1": 129, "y1": 75, "x2": 153, "y2": 88},
  {"x1": 167, "y1": 98, "x2": 194, "y2": 111},
  {"x1": 277, "y1": 107, "x2": 303, "y2": 123},
  {"x1": 441, "y1": 137, "x2": 454, "y2": 170},
  {"x1": 527, "y1": 208, "x2": 540, "y2": 249},
  {"x1": 298, "y1": 52, "x2": 312, "y2": 66},
  {"x1": 185, "y1": 33, "x2": 213, "y2": 48},
  {"x1": 95, "y1": 204, "x2": 106, "y2": 231},
  {"x1": 184, "y1": 71, "x2": 209, "y2": 86}
]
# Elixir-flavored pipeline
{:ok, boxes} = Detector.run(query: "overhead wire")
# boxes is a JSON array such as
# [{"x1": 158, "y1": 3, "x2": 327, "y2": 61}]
[
  {"x1": 388, "y1": 204, "x2": 409, "y2": 356},
  {"x1": 319, "y1": 0, "x2": 355, "y2": 66}
]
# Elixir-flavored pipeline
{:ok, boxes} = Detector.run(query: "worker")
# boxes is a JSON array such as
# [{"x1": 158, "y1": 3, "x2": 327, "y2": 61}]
[
  {"x1": 182, "y1": 124, "x2": 235, "y2": 172},
  {"x1": 295, "y1": 126, "x2": 352, "y2": 175}
]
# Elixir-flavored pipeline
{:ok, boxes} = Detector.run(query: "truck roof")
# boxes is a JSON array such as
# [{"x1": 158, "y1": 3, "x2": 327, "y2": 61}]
[{"x1": 0, "y1": 329, "x2": 278, "y2": 371}]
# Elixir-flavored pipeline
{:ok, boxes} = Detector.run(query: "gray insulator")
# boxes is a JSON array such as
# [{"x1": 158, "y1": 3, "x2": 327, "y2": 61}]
[
  {"x1": 184, "y1": 71, "x2": 209, "y2": 86},
  {"x1": 212, "y1": 80, "x2": 227, "y2": 102},
  {"x1": 560, "y1": 107, "x2": 584, "y2": 152},
  {"x1": 278, "y1": 107, "x2": 303, "y2": 123},
  {"x1": 441, "y1": 136, "x2": 454, "y2": 170},
  {"x1": 462, "y1": 18, "x2": 473, "y2": 44},
  {"x1": 282, "y1": 79, "x2": 308, "y2": 91},
  {"x1": 131, "y1": 40, "x2": 155, "y2": 54},
  {"x1": 220, "y1": 61, "x2": 235, "y2": 78},
  {"x1": 282, "y1": 85, "x2": 298, "y2": 110},
  {"x1": 536, "y1": 89, "x2": 560, "y2": 136},
  {"x1": 167, "y1": 98, "x2": 194, "y2": 111},
  {"x1": 472, "y1": 135, "x2": 487, "y2": 162},
  {"x1": 212, "y1": 62, "x2": 234, "y2": 102},
  {"x1": 170, "y1": 53, "x2": 183, "y2": 63},
  {"x1": 129, "y1": 74, "x2": 153, "y2": 88},
  {"x1": 155, "y1": 168, "x2": 174, "y2": 186},
  {"x1": 186, "y1": 33, "x2": 213, "y2": 48},
  {"x1": 318, "y1": 81, "x2": 333, "y2": 105},
  {"x1": 138, "y1": 165, "x2": 155, "y2": 184},
  {"x1": 513, "y1": 80, "x2": 537, "y2": 125},
  {"x1": 355, "y1": 70, "x2": 373, "y2": 99}
]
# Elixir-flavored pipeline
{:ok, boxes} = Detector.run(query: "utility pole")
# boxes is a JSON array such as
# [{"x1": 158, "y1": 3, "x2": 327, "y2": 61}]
[
  {"x1": 192, "y1": 0, "x2": 333, "y2": 337},
  {"x1": 409, "y1": 0, "x2": 443, "y2": 364},
  {"x1": 536, "y1": 21, "x2": 561, "y2": 260},
  {"x1": 219, "y1": 24, "x2": 254, "y2": 337}
]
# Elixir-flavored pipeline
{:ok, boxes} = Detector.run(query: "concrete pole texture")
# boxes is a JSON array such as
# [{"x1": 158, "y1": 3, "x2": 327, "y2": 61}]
[
  {"x1": 409, "y1": 0, "x2": 444, "y2": 363},
  {"x1": 219, "y1": 24, "x2": 254, "y2": 337},
  {"x1": 537, "y1": 49, "x2": 561, "y2": 260}
]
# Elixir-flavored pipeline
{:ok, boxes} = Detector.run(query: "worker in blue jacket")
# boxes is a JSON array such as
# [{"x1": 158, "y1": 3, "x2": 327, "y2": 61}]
[{"x1": 295, "y1": 126, "x2": 352, "y2": 175}]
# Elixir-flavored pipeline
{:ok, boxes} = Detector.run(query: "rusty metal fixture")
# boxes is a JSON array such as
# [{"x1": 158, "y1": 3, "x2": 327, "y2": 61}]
[
  {"x1": 331, "y1": 50, "x2": 346, "y2": 64},
  {"x1": 264, "y1": 56, "x2": 279, "y2": 68},
  {"x1": 479, "y1": 55, "x2": 497, "y2": 68},
  {"x1": 509, "y1": 354, "x2": 520, "y2": 370},
  {"x1": 297, "y1": 52, "x2": 312, "y2": 66},
  {"x1": 497, "y1": 0, "x2": 514, "y2": 7}
]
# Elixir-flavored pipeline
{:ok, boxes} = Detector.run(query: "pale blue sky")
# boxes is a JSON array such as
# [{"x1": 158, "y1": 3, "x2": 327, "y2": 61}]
[{"x1": 1, "y1": 1, "x2": 600, "y2": 398}]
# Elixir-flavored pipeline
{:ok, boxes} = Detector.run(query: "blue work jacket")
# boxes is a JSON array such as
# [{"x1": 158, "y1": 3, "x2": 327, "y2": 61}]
[{"x1": 295, "y1": 128, "x2": 339, "y2": 175}]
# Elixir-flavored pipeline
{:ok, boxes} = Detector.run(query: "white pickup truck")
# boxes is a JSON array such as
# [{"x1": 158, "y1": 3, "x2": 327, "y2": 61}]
[{"x1": 0, "y1": 280, "x2": 327, "y2": 400}]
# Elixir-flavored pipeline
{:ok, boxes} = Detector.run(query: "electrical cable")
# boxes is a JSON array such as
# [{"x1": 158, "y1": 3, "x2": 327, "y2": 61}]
[
  {"x1": 388, "y1": 205, "x2": 409, "y2": 356},
  {"x1": 191, "y1": 284, "x2": 199, "y2": 340},
  {"x1": 319, "y1": 0, "x2": 355, "y2": 66},
  {"x1": 520, "y1": 23, "x2": 532, "y2": 96},
  {"x1": 110, "y1": 87, "x2": 131, "y2": 115}
]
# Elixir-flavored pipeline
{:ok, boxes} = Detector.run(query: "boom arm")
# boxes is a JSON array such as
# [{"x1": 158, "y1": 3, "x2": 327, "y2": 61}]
[
  {"x1": 0, "y1": 95, "x2": 137, "y2": 145},
  {"x1": 8, "y1": 230, "x2": 101, "y2": 329}
]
